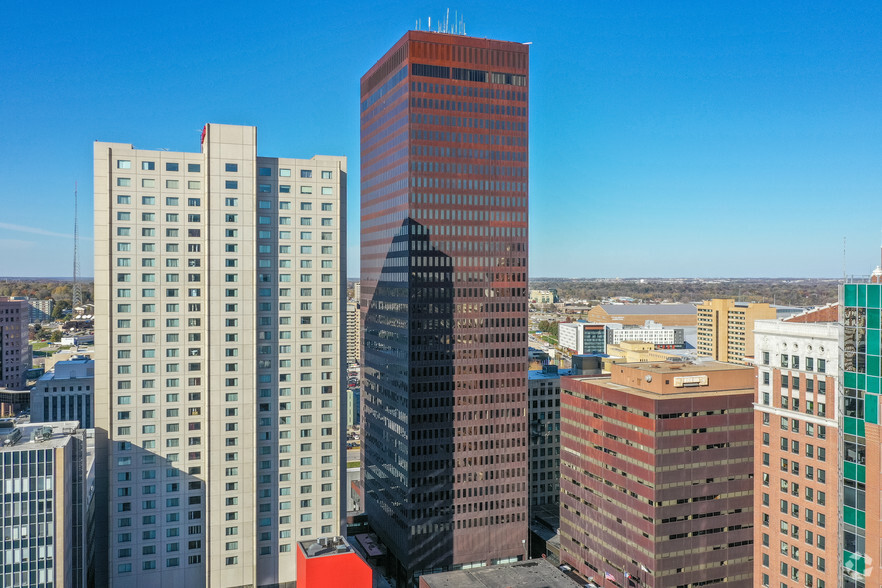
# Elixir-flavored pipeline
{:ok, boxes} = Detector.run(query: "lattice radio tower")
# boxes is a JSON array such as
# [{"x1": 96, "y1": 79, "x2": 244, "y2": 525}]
[{"x1": 72, "y1": 182, "x2": 82, "y2": 311}]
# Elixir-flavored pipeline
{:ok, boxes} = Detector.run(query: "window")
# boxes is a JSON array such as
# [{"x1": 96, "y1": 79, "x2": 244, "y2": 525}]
[
  {"x1": 259, "y1": 167, "x2": 272, "y2": 176},
  {"x1": 117, "y1": 160, "x2": 132, "y2": 169},
  {"x1": 225, "y1": 180, "x2": 238, "y2": 189},
  {"x1": 321, "y1": 171, "x2": 332, "y2": 179}
]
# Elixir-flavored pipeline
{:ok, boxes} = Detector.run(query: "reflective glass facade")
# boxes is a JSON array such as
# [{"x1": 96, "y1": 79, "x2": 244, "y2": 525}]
[
  {"x1": 360, "y1": 31, "x2": 529, "y2": 579},
  {"x1": 841, "y1": 282, "x2": 882, "y2": 588}
]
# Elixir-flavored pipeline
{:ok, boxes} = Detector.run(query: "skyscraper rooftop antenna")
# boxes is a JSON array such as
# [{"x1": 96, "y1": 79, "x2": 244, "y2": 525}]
[
  {"x1": 419, "y1": 10, "x2": 466, "y2": 35},
  {"x1": 73, "y1": 183, "x2": 81, "y2": 311}
]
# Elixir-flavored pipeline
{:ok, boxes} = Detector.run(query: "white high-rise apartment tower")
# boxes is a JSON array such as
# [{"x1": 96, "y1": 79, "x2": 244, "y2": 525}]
[{"x1": 94, "y1": 124, "x2": 347, "y2": 587}]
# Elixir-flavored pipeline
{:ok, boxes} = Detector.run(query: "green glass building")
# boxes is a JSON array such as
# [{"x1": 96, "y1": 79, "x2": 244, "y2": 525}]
[{"x1": 841, "y1": 280, "x2": 882, "y2": 588}]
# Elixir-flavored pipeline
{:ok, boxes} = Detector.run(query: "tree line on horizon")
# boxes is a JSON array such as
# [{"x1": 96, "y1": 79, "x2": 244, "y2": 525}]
[
  {"x1": 530, "y1": 278, "x2": 838, "y2": 308},
  {"x1": 0, "y1": 280, "x2": 94, "y2": 319}
]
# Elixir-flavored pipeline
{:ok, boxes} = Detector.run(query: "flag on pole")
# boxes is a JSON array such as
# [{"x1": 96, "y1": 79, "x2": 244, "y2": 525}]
[
  {"x1": 605, "y1": 571, "x2": 616, "y2": 581},
  {"x1": 624, "y1": 571, "x2": 631, "y2": 579},
  {"x1": 640, "y1": 564, "x2": 649, "y2": 573}
]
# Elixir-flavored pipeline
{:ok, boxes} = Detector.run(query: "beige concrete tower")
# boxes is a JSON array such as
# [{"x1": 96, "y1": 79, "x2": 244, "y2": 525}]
[{"x1": 94, "y1": 124, "x2": 346, "y2": 587}]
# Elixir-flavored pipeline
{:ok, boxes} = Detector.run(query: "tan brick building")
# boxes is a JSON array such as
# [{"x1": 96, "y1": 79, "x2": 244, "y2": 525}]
[{"x1": 697, "y1": 299, "x2": 777, "y2": 363}]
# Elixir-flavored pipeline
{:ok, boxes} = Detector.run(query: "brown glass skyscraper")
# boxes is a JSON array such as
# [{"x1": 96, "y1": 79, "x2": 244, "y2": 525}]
[{"x1": 360, "y1": 31, "x2": 529, "y2": 580}]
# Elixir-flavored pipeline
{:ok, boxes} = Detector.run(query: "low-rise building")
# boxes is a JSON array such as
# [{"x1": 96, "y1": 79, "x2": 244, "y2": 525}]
[
  {"x1": 605, "y1": 320, "x2": 685, "y2": 348},
  {"x1": 586, "y1": 303, "x2": 696, "y2": 326},
  {"x1": 31, "y1": 357, "x2": 95, "y2": 427},
  {"x1": 295, "y1": 536, "x2": 372, "y2": 588},
  {"x1": 558, "y1": 322, "x2": 606, "y2": 355},
  {"x1": 603, "y1": 341, "x2": 691, "y2": 370},
  {"x1": 530, "y1": 289, "x2": 558, "y2": 305}
]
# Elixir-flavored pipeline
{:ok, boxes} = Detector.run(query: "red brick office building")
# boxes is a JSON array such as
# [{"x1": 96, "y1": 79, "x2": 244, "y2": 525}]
[{"x1": 560, "y1": 361, "x2": 754, "y2": 587}]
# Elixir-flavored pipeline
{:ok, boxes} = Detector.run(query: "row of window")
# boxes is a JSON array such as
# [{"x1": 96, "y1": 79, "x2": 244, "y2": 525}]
[
  {"x1": 762, "y1": 351, "x2": 827, "y2": 373},
  {"x1": 761, "y1": 413, "x2": 828, "y2": 440},
  {"x1": 116, "y1": 195, "x2": 334, "y2": 210},
  {"x1": 117, "y1": 159, "x2": 334, "y2": 180}
]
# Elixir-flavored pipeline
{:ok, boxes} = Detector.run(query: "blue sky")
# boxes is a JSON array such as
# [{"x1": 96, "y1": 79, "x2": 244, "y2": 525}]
[{"x1": 1, "y1": 1, "x2": 880, "y2": 278}]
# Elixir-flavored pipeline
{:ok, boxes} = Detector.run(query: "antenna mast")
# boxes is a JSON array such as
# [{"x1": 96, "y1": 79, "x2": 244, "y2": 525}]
[{"x1": 73, "y1": 183, "x2": 81, "y2": 312}]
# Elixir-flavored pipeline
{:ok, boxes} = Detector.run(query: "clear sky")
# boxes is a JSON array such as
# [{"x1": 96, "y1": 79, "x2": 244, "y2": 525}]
[{"x1": 1, "y1": 1, "x2": 880, "y2": 278}]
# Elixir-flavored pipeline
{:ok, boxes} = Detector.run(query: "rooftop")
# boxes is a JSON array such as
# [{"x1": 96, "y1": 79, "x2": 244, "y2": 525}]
[
  {"x1": 615, "y1": 359, "x2": 745, "y2": 375},
  {"x1": 419, "y1": 559, "x2": 578, "y2": 588},
  {"x1": 566, "y1": 359, "x2": 754, "y2": 400},
  {"x1": 528, "y1": 368, "x2": 574, "y2": 380},
  {"x1": 597, "y1": 303, "x2": 696, "y2": 315},
  {"x1": 299, "y1": 536, "x2": 355, "y2": 559},
  {"x1": 0, "y1": 420, "x2": 82, "y2": 450}
]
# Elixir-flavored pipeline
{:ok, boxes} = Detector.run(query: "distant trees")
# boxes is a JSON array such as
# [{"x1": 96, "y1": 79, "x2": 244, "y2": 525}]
[
  {"x1": 0, "y1": 280, "x2": 93, "y2": 305},
  {"x1": 537, "y1": 320, "x2": 559, "y2": 338},
  {"x1": 51, "y1": 300, "x2": 72, "y2": 320},
  {"x1": 528, "y1": 278, "x2": 837, "y2": 307}
]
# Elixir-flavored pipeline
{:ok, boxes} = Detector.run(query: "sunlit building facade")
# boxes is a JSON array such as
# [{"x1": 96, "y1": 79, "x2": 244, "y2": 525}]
[{"x1": 360, "y1": 30, "x2": 529, "y2": 581}]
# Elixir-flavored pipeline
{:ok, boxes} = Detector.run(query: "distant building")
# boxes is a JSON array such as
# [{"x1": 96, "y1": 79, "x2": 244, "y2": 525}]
[
  {"x1": 28, "y1": 298, "x2": 54, "y2": 322},
  {"x1": 418, "y1": 557, "x2": 578, "y2": 588},
  {"x1": 347, "y1": 300, "x2": 361, "y2": 366},
  {"x1": 0, "y1": 297, "x2": 32, "y2": 390},
  {"x1": 603, "y1": 341, "x2": 690, "y2": 369},
  {"x1": 586, "y1": 303, "x2": 696, "y2": 326},
  {"x1": 0, "y1": 420, "x2": 92, "y2": 588},
  {"x1": 558, "y1": 322, "x2": 606, "y2": 354},
  {"x1": 31, "y1": 357, "x2": 95, "y2": 427},
  {"x1": 697, "y1": 299, "x2": 801, "y2": 363},
  {"x1": 560, "y1": 361, "x2": 755, "y2": 587},
  {"x1": 605, "y1": 320, "x2": 684, "y2": 348},
  {"x1": 530, "y1": 289, "x2": 558, "y2": 304},
  {"x1": 295, "y1": 536, "x2": 372, "y2": 588},
  {"x1": 753, "y1": 310, "x2": 839, "y2": 588},
  {"x1": 346, "y1": 386, "x2": 360, "y2": 429},
  {"x1": 60, "y1": 334, "x2": 94, "y2": 347}
]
